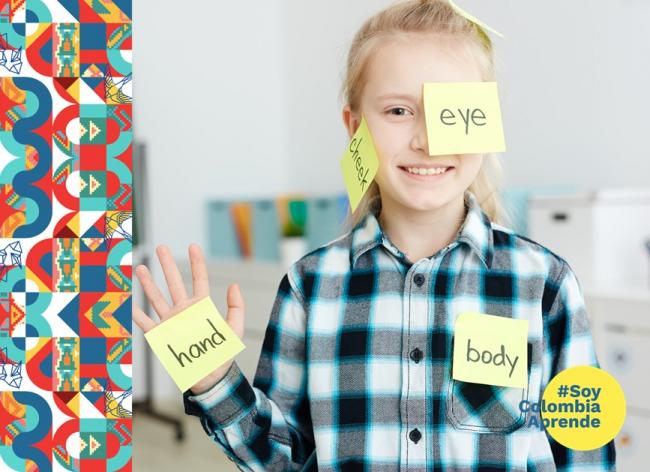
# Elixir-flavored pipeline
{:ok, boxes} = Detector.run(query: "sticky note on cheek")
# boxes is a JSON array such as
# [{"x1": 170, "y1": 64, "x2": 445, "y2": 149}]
[
  {"x1": 340, "y1": 116, "x2": 379, "y2": 212},
  {"x1": 144, "y1": 296, "x2": 246, "y2": 392},
  {"x1": 423, "y1": 82, "x2": 506, "y2": 156},
  {"x1": 452, "y1": 312, "x2": 528, "y2": 388}
]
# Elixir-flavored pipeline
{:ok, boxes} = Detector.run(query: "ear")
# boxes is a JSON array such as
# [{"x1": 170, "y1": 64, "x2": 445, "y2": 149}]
[{"x1": 342, "y1": 105, "x2": 361, "y2": 139}]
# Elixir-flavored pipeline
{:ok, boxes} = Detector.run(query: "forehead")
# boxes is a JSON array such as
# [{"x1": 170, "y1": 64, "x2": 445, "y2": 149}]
[{"x1": 364, "y1": 33, "x2": 483, "y2": 97}]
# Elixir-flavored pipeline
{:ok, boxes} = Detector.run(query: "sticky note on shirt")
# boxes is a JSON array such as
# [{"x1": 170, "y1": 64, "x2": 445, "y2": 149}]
[
  {"x1": 340, "y1": 116, "x2": 379, "y2": 212},
  {"x1": 452, "y1": 312, "x2": 528, "y2": 388},
  {"x1": 144, "y1": 296, "x2": 246, "y2": 392},
  {"x1": 423, "y1": 82, "x2": 506, "y2": 156}
]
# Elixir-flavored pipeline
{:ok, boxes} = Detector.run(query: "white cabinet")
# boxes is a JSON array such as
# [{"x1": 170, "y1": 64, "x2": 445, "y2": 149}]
[
  {"x1": 614, "y1": 414, "x2": 650, "y2": 472},
  {"x1": 528, "y1": 189, "x2": 650, "y2": 288},
  {"x1": 585, "y1": 286, "x2": 650, "y2": 471}
]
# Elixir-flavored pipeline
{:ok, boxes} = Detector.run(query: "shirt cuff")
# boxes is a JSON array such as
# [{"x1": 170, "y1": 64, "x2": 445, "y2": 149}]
[{"x1": 183, "y1": 362, "x2": 256, "y2": 429}]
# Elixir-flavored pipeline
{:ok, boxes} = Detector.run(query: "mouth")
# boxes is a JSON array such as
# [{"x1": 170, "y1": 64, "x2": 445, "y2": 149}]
[{"x1": 397, "y1": 165, "x2": 455, "y2": 180}]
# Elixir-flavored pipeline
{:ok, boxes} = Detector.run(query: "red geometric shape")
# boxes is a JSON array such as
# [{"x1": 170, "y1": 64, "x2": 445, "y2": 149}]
[
  {"x1": 54, "y1": 212, "x2": 80, "y2": 238},
  {"x1": 53, "y1": 391, "x2": 80, "y2": 418},
  {"x1": 80, "y1": 145, "x2": 107, "y2": 171},
  {"x1": 53, "y1": 77, "x2": 80, "y2": 104},
  {"x1": 26, "y1": 238, "x2": 55, "y2": 291}
]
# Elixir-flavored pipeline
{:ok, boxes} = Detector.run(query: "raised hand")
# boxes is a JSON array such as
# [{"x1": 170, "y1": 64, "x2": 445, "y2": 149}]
[{"x1": 132, "y1": 243, "x2": 245, "y2": 394}]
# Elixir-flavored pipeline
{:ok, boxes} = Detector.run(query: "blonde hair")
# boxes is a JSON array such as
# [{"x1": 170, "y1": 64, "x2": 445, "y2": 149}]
[{"x1": 341, "y1": 0, "x2": 508, "y2": 231}]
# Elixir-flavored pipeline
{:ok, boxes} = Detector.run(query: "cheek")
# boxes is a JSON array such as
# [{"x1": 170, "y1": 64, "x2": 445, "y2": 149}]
[
  {"x1": 459, "y1": 154, "x2": 484, "y2": 178},
  {"x1": 370, "y1": 123, "x2": 409, "y2": 163}
]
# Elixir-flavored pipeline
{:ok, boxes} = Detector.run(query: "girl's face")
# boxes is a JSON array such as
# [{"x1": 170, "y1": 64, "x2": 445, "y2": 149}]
[{"x1": 343, "y1": 33, "x2": 485, "y2": 213}]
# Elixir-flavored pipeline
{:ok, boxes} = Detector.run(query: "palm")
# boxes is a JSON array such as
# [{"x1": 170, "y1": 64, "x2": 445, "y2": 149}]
[{"x1": 132, "y1": 244, "x2": 245, "y2": 394}]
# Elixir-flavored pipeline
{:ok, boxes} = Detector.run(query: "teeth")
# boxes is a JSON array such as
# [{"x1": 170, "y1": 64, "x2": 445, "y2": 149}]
[{"x1": 405, "y1": 167, "x2": 448, "y2": 175}]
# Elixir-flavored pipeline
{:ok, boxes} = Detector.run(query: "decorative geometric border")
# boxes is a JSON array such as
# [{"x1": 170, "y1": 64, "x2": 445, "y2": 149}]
[{"x1": 1, "y1": 1, "x2": 132, "y2": 470}]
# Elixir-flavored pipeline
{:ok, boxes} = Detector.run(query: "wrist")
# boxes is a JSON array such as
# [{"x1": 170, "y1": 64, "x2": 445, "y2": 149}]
[{"x1": 190, "y1": 362, "x2": 232, "y2": 395}]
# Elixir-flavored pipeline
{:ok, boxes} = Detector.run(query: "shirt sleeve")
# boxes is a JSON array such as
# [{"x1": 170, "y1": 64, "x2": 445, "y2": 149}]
[
  {"x1": 541, "y1": 260, "x2": 617, "y2": 471},
  {"x1": 182, "y1": 271, "x2": 315, "y2": 471}
]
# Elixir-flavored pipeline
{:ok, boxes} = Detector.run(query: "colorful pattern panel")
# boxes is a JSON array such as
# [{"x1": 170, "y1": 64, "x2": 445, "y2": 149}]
[{"x1": 1, "y1": 0, "x2": 132, "y2": 470}]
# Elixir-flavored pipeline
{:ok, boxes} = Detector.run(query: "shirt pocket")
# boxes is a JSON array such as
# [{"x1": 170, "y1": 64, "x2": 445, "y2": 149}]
[{"x1": 446, "y1": 340, "x2": 533, "y2": 434}]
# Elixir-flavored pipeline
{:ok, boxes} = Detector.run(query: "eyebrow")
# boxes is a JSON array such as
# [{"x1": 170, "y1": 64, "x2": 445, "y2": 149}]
[{"x1": 375, "y1": 93, "x2": 419, "y2": 101}]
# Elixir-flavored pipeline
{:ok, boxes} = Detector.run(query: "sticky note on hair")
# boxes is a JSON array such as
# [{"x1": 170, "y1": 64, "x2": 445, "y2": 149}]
[
  {"x1": 452, "y1": 312, "x2": 528, "y2": 388},
  {"x1": 340, "y1": 116, "x2": 379, "y2": 212},
  {"x1": 144, "y1": 296, "x2": 245, "y2": 392},
  {"x1": 448, "y1": 0, "x2": 504, "y2": 38},
  {"x1": 423, "y1": 81, "x2": 506, "y2": 156}
]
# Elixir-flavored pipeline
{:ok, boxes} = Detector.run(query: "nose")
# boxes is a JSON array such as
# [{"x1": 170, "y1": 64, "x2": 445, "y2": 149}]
[{"x1": 410, "y1": 112, "x2": 429, "y2": 155}]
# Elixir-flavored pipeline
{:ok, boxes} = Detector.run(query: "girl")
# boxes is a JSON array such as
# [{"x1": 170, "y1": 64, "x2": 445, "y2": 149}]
[{"x1": 133, "y1": 0, "x2": 616, "y2": 470}]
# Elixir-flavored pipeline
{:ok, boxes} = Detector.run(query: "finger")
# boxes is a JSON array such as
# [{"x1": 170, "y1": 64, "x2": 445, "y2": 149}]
[
  {"x1": 135, "y1": 264, "x2": 172, "y2": 320},
  {"x1": 226, "y1": 284, "x2": 245, "y2": 339},
  {"x1": 156, "y1": 245, "x2": 189, "y2": 305},
  {"x1": 189, "y1": 243, "x2": 210, "y2": 298},
  {"x1": 132, "y1": 304, "x2": 157, "y2": 333}
]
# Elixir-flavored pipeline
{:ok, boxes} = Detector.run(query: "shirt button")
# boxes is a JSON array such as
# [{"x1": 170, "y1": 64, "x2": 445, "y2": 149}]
[
  {"x1": 413, "y1": 273, "x2": 425, "y2": 287},
  {"x1": 409, "y1": 347, "x2": 423, "y2": 363},
  {"x1": 409, "y1": 428, "x2": 422, "y2": 444}
]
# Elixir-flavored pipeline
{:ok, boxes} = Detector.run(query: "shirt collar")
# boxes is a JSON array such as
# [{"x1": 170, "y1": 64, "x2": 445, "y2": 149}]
[{"x1": 350, "y1": 191, "x2": 494, "y2": 269}]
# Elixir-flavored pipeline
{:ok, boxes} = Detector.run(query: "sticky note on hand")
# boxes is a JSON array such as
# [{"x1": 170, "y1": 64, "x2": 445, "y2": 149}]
[
  {"x1": 452, "y1": 312, "x2": 528, "y2": 388},
  {"x1": 144, "y1": 296, "x2": 245, "y2": 392},
  {"x1": 340, "y1": 116, "x2": 379, "y2": 212},
  {"x1": 423, "y1": 82, "x2": 506, "y2": 156}
]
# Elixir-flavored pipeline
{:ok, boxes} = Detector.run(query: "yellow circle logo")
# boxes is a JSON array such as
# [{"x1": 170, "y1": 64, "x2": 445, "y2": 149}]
[{"x1": 541, "y1": 365, "x2": 626, "y2": 450}]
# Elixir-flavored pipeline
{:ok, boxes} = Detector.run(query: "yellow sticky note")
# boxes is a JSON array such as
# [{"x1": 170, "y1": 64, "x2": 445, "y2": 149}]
[
  {"x1": 144, "y1": 296, "x2": 246, "y2": 392},
  {"x1": 340, "y1": 116, "x2": 379, "y2": 212},
  {"x1": 423, "y1": 82, "x2": 506, "y2": 156},
  {"x1": 452, "y1": 312, "x2": 528, "y2": 388},
  {"x1": 448, "y1": 0, "x2": 504, "y2": 38}
]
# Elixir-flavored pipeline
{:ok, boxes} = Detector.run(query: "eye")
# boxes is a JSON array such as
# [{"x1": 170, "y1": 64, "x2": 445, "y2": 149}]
[{"x1": 387, "y1": 107, "x2": 412, "y2": 117}]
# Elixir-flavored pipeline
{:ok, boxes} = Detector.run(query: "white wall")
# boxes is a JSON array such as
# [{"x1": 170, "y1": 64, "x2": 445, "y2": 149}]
[
  {"x1": 487, "y1": 0, "x2": 650, "y2": 189},
  {"x1": 134, "y1": 0, "x2": 650, "y2": 400},
  {"x1": 134, "y1": 0, "x2": 291, "y2": 257},
  {"x1": 283, "y1": 0, "x2": 395, "y2": 194},
  {"x1": 133, "y1": 0, "x2": 292, "y2": 399}
]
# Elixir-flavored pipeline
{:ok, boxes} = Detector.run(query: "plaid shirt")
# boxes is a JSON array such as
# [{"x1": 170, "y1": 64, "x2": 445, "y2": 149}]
[{"x1": 183, "y1": 191, "x2": 616, "y2": 471}]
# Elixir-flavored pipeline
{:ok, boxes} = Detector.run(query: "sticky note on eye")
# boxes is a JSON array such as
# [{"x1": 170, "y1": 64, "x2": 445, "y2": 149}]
[
  {"x1": 340, "y1": 116, "x2": 379, "y2": 212},
  {"x1": 144, "y1": 296, "x2": 246, "y2": 392},
  {"x1": 452, "y1": 312, "x2": 528, "y2": 388},
  {"x1": 423, "y1": 82, "x2": 506, "y2": 156}
]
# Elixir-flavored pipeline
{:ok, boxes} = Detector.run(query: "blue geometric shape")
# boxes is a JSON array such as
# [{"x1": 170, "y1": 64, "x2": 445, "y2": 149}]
[
  {"x1": 57, "y1": 295, "x2": 80, "y2": 335},
  {"x1": 57, "y1": 0, "x2": 80, "y2": 20},
  {"x1": 38, "y1": 251, "x2": 51, "y2": 276},
  {"x1": 82, "y1": 223, "x2": 105, "y2": 240},
  {"x1": 26, "y1": 10, "x2": 39, "y2": 22},
  {"x1": 40, "y1": 37, "x2": 52, "y2": 64},
  {"x1": 113, "y1": 0, "x2": 132, "y2": 19},
  {"x1": 80, "y1": 266, "x2": 107, "y2": 291},
  {"x1": 80, "y1": 338, "x2": 107, "y2": 364},
  {"x1": 112, "y1": 296, "x2": 132, "y2": 334},
  {"x1": 40, "y1": 352, "x2": 52, "y2": 378},
  {"x1": 80, "y1": 23, "x2": 106, "y2": 50}
]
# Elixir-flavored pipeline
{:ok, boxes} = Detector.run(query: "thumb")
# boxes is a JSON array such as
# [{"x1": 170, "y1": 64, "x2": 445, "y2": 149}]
[{"x1": 226, "y1": 283, "x2": 245, "y2": 339}]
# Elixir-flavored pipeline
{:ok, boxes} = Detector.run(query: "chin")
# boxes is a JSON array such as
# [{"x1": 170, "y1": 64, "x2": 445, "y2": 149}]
[{"x1": 397, "y1": 192, "x2": 454, "y2": 212}]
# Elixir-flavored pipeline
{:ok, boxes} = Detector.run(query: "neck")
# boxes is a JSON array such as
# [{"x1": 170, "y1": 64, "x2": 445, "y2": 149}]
[{"x1": 378, "y1": 193, "x2": 467, "y2": 264}]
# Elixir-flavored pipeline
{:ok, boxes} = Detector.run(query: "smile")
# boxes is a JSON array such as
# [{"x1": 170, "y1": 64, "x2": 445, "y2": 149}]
[{"x1": 398, "y1": 166, "x2": 454, "y2": 178}]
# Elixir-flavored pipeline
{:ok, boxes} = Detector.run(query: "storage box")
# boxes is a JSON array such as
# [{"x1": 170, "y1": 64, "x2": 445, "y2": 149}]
[{"x1": 528, "y1": 188, "x2": 650, "y2": 288}]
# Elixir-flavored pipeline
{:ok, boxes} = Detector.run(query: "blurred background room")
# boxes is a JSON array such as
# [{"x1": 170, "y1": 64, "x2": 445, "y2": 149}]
[{"x1": 131, "y1": 0, "x2": 650, "y2": 470}]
